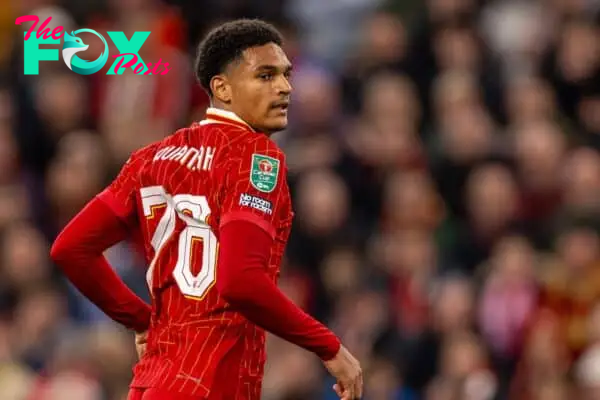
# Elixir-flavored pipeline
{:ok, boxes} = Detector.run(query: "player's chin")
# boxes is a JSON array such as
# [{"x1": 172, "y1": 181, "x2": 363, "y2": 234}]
[{"x1": 263, "y1": 116, "x2": 288, "y2": 133}]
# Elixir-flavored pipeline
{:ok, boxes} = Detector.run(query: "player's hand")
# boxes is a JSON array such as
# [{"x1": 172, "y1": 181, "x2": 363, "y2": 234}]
[
  {"x1": 323, "y1": 345, "x2": 363, "y2": 400},
  {"x1": 135, "y1": 330, "x2": 148, "y2": 359}
]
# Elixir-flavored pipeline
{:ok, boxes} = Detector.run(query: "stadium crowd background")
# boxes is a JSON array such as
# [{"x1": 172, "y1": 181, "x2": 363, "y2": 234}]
[{"x1": 1, "y1": 0, "x2": 600, "y2": 398}]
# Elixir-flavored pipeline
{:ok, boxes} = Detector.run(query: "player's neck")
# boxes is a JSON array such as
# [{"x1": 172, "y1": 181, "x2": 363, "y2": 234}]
[{"x1": 204, "y1": 104, "x2": 256, "y2": 133}]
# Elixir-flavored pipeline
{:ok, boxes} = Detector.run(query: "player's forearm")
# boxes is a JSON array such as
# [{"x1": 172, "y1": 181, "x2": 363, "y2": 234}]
[
  {"x1": 53, "y1": 250, "x2": 151, "y2": 332},
  {"x1": 50, "y1": 197, "x2": 151, "y2": 333},
  {"x1": 220, "y1": 267, "x2": 341, "y2": 360},
  {"x1": 217, "y1": 221, "x2": 340, "y2": 360}
]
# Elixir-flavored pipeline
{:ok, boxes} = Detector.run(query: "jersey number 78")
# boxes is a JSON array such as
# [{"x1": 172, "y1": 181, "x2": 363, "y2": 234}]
[{"x1": 140, "y1": 185, "x2": 218, "y2": 299}]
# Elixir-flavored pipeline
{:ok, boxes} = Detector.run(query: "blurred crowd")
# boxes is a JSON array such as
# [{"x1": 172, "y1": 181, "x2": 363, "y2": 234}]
[{"x1": 1, "y1": 0, "x2": 600, "y2": 399}]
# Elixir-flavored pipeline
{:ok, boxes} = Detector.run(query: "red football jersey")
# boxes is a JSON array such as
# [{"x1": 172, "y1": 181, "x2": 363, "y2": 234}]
[{"x1": 99, "y1": 108, "x2": 294, "y2": 398}]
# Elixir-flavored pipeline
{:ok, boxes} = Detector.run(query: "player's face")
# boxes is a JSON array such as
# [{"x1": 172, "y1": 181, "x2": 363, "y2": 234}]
[{"x1": 228, "y1": 43, "x2": 293, "y2": 133}]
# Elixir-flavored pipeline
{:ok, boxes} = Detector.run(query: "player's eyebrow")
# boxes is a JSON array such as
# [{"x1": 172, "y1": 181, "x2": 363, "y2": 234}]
[{"x1": 255, "y1": 64, "x2": 293, "y2": 73}]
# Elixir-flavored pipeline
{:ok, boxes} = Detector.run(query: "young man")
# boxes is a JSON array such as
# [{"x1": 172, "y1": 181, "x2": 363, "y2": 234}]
[{"x1": 51, "y1": 19, "x2": 362, "y2": 400}]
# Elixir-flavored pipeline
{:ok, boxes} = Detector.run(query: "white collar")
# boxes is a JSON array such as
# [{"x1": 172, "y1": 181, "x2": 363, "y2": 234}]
[{"x1": 199, "y1": 107, "x2": 255, "y2": 132}]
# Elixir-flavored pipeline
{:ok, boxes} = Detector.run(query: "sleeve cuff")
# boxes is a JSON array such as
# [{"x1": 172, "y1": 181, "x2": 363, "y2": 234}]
[
  {"x1": 220, "y1": 210, "x2": 276, "y2": 239},
  {"x1": 318, "y1": 337, "x2": 341, "y2": 361},
  {"x1": 130, "y1": 305, "x2": 152, "y2": 333}
]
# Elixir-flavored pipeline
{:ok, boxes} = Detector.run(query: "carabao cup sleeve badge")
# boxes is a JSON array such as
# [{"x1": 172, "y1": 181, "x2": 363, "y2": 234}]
[{"x1": 250, "y1": 154, "x2": 280, "y2": 193}]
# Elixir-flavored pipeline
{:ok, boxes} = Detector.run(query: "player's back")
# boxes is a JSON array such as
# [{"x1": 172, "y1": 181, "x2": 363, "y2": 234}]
[{"x1": 129, "y1": 110, "x2": 293, "y2": 398}]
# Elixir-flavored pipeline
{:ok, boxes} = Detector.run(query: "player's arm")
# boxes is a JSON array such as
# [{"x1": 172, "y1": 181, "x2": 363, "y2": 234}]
[
  {"x1": 218, "y1": 221, "x2": 340, "y2": 359},
  {"x1": 50, "y1": 154, "x2": 151, "y2": 333},
  {"x1": 215, "y1": 147, "x2": 340, "y2": 360}
]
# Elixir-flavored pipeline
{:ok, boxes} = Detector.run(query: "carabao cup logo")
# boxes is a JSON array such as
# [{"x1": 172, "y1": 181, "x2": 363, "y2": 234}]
[{"x1": 62, "y1": 29, "x2": 108, "y2": 75}]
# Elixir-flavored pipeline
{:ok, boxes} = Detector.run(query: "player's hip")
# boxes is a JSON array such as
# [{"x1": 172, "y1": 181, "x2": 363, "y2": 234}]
[
  {"x1": 128, "y1": 387, "x2": 206, "y2": 400},
  {"x1": 132, "y1": 337, "x2": 267, "y2": 398},
  {"x1": 128, "y1": 385, "x2": 263, "y2": 400},
  {"x1": 131, "y1": 367, "x2": 264, "y2": 400},
  {"x1": 143, "y1": 320, "x2": 266, "y2": 361}
]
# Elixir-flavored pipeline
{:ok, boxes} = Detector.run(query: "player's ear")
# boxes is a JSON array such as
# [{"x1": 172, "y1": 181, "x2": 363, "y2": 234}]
[{"x1": 210, "y1": 75, "x2": 232, "y2": 104}]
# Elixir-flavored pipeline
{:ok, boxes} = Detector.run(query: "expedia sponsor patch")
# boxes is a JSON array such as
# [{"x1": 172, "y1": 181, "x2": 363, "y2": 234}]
[{"x1": 239, "y1": 193, "x2": 273, "y2": 215}]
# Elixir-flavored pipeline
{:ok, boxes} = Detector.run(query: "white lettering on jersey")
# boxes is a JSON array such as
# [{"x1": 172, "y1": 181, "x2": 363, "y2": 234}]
[
  {"x1": 239, "y1": 193, "x2": 273, "y2": 215},
  {"x1": 152, "y1": 146, "x2": 216, "y2": 171}
]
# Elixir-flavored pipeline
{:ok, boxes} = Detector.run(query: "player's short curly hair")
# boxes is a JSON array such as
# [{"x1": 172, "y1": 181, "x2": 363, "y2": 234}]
[{"x1": 195, "y1": 19, "x2": 284, "y2": 96}]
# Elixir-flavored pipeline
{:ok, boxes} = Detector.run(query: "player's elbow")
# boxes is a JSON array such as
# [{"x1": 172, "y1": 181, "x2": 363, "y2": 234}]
[
  {"x1": 50, "y1": 227, "x2": 82, "y2": 265},
  {"x1": 50, "y1": 236, "x2": 70, "y2": 265}
]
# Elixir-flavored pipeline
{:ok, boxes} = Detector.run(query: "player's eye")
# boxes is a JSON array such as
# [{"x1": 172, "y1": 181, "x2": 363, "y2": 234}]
[
  {"x1": 258, "y1": 73, "x2": 273, "y2": 81},
  {"x1": 284, "y1": 70, "x2": 292, "y2": 79}
]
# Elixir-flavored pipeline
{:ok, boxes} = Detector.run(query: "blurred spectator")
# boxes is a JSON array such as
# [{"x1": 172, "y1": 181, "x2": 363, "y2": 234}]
[
  {"x1": 375, "y1": 228, "x2": 438, "y2": 338},
  {"x1": 432, "y1": 331, "x2": 497, "y2": 399},
  {"x1": 403, "y1": 274, "x2": 476, "y2": 393},
  {"x1": 285, "y1": 0, "x2": 386, "y2": 69},
  {"x1": 540, "y1": 17, "x2": 599, "y2": 121},
  {"x1": 560, "y1": 147, "x2": 600, "y2": 217},
  {"x1": 381, "y1": 170, "x2": 444, "y2": 233},
  {"x1": 538, "y1": 223, "x2": 600, "y2": 358},
  {"x1": 338, "y1": 11, "x2": 408, "y2": 115},
  {"x1": 478, "y1": 235, "x2": 538, "y2": 361},
  {"x1": 0, "y1": 109, "x2": 20, "y2": 186},
  {"x1": 33, "y1": 73, "x2": 89, "y2": 139},
  {"x1": 452, "y1": 162, "x2": 520, "y2": 272},
  {"x1": 577, "y1": 83, "x2": 600, "y2": 139},
  {"x1": 512, "y1": 120, "x2": 566, "y2": 224},
  {"x1": 45, "y1": 131, "x2": 107, "y2": 230},
  {"x1": 575, "y1": 302, "x2": 600, "y2": 399},
  {"x1": 429, "y1": 70, "x2": 497, "y2": 219},
  {"x1": 509, "y1": 311, "x2": 571, "y2": 400},
  {"x1": 504, "y1": 75, "x2": 561, "y2": 128},
  {"x1": 287, "y1": 169, "x2": 352, "y2": 273}
]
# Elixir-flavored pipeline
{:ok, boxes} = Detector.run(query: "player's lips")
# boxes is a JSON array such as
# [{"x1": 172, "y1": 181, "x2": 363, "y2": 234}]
[
  {"x1": 270, "y1": 101, "x2": 289, "y2": 109},
  {"x1": 270, "y1": 101, "x2": 289, "y2": 115}
]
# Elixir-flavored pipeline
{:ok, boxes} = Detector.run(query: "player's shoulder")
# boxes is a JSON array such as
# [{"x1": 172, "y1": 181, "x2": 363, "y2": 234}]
[
  {"x1": 128, "y1": 125, "x2": 196, "y2": 162},
  {"x1": 177, "y1": 119, "x2": 286, "y2": 168},
  {"x1": 228, "y1": 129, "x2": 286, "y2": 164},
  {"x1": 122, "y1": 141, "x2": 159, "y2": 170}
]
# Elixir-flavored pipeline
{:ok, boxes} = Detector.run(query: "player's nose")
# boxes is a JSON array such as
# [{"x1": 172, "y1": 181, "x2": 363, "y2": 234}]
[{"x1": 276, "y1": 75, "x2": 292, "y2": 95}]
